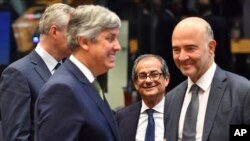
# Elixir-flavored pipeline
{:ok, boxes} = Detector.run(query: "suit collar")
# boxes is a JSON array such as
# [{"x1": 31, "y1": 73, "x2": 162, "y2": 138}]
[
  {"x1": 35, "y1": 44, "x2": 58, "y2": 73},
  {"x1": 29, "y1": 50, "x2": 51, "y2": 82}
]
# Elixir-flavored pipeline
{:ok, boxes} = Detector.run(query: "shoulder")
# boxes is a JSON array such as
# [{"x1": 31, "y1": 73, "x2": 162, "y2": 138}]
[
  {"x1": 223, "y1": 70, "x2": 250, "y2": 90},
  {"x1": 3, "y1": 52, "x2": 37, "y2": 74},
  {"x1": 116, "y1": 101, "x2": 141, "y2": 117},
  {"x1": 215, "y1": 67, "x2": 250, "y2": 88},
  {"x1": 167, "y1": 81, "x2": 187, "y2": 95},
  {"x1": 0, "y1": 55, "x2": 32, "y2": 82}
]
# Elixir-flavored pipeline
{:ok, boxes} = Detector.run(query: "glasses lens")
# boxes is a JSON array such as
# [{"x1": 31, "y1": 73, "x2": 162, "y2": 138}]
[
  {"x1": 150, "y1": 73, "x2": 160, "y2": 80},
  {"x1": 137, "y1": 72, "x2": 162, "y2": 80}
]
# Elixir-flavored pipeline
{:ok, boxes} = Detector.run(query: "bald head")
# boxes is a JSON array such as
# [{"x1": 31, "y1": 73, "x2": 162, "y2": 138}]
[{"x1": 173, "y1": 17, "x2": 214, "y2": 41}]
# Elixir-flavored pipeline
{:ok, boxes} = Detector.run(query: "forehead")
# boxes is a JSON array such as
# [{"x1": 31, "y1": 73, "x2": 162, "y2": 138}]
[
  {"x1": 173, "y1": 18, "x2": 207, "y2": 38},
  {"x1": 172, "y1": 23, "x2": 205, "y2": 46},
  {"x1": 99, "y1": 28, "x2": 120, "y2": 37},
  {"x1": 136, "y1": 57, "x2": 162, "y2": 72}
]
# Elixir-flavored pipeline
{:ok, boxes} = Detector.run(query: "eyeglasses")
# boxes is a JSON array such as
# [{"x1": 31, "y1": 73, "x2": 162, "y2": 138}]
[{"x1": 136, "y1": 72, "x2": 162, "y2": 81}]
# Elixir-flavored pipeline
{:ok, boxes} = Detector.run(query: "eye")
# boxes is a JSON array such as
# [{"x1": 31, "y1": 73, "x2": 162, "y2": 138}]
[
  {"x1": 150, "y1": 73, "x2": 159, "y2": 79},
  {"x1": 106, "y1": 36, "x2": 115, "y2": 42},
  {"x1": 150, "y1": 72, "x2": 162, "y2": 79},
  {"x1": 185, "y1": 46, "x2": 197, "y2": 52},
  {"x1": 138, "y1": 73, "x2": 147, "y2": 80},
  {"x1": 172, "y1": 47, "x2": 180, "y2": 54}
]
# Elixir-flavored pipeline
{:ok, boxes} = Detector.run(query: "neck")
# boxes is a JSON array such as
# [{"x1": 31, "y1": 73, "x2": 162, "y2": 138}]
[{"x1": 143, "y1": 95, "x2": 164, "y2": 109}]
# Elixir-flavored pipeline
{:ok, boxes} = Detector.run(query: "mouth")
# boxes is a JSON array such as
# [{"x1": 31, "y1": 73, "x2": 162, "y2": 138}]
[
  {"x1": 108, "y1": 54, "x2": 116, "y2": 61},
  {"x1": 143, "y1": 85, "x2": 157, "y2": 89},
  {"x1": 180, "y1": 61, "x2": 192, "y2": 70}
]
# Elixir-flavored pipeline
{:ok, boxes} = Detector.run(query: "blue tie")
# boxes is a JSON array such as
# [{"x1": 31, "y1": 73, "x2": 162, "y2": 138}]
[
  {"x1": 145, "y1": 109, "x2": 155, "y2": 141},
  {"x1": 183, "y1": 84, "x2": 200, "y2": 141},
  {"x1": 54, "y1": 62, "x2": 61, "y2": 70}
]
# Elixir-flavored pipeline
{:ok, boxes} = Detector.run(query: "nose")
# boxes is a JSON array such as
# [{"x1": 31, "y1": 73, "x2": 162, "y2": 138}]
[
  {"x1": 178, "y1": 50, "x2": 188, "y2": 61},
  {"x1": 114, "y1": 39, "x2": 121, "y2": 51},
  {"x1": 145, "y1": 75, "x2": 153, "y2": 82}
]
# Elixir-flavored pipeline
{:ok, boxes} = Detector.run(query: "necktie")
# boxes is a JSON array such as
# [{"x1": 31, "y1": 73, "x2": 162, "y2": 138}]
[
  {"x1": 54, "y1": 62, "x2": 61, "y2": 70},
  {"x1": 145, "y1": 109, "x2": 155, "y2": 141},
  {"x1": 92, "y1": 79, "x2": 104, "y2": 100},
  {"x1": 183, "y1": 84, "x2": 200, "y2": 141}
]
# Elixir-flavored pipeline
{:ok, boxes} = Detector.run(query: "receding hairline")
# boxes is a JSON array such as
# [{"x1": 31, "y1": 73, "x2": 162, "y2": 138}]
[
  {"x1": 174, "y1": 17, "x2": 209, "y2": 32},
  {"x1": 173, "y1": 17, "x2": 214, "y2": 40}
]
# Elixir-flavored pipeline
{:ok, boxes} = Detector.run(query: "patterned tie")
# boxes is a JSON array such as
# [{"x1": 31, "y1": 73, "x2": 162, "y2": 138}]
[
  {"x1": 145, "y1": 109, "x2": 155, "y2": 141},
  {"x1": 183, "y1": 84, "x2": 200, "y2": 141},
  {"x1": 92, "y1": 79, "x2": 104, "y2": 100}
]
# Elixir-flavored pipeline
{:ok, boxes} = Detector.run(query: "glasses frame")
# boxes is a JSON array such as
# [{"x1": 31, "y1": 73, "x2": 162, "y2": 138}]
[{"x1": 136, "y1": 72, "x2": 163, "y2": 81}]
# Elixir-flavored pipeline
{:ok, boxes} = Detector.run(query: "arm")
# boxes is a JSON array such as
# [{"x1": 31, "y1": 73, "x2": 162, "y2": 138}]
[
  {"x1": 0, "y1": 67, "x2": 31, "y2": 141},
  {"x1": 36, "y1": 83, "x2": 82, "y2": 141},
  {"x1": 243, "y1": 86, "x2": 250, "y2": 124}
]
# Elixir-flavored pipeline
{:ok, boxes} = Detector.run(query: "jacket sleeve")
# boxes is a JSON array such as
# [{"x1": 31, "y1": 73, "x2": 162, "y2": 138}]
[{"x1": 0, "y1": 67, "x2": 31, "y2": 141}]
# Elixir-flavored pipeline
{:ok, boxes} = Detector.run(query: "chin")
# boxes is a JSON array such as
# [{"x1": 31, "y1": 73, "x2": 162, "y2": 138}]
[
  {"x1": 180, "y1": 71, "x2": 193, "y2": 78},
  {"x1": 107, "y1": 63, "x2": 115, "y2": 68}
]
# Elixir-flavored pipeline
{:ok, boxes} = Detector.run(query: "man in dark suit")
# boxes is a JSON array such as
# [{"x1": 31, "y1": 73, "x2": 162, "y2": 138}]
[
  {"x1": 165, "y1": 17, "x2": 250, "y2": 141},
  {"x1": 0, "y1": 3, "x2": 74, "y2": 141},
  {"x1": 116, "y1": 54, "x2": 170, "y2": 141},
  {"x1": 35, "y1": 5, "x2": 122, "y2": 141}
]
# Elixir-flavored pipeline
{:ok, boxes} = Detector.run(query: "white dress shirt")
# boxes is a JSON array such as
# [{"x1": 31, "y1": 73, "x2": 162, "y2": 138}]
[
  {"x1": 178, "y1": 62, "x2": 216, "y2": 141},
  {"x1": 35, "y1": 43, "x2": 59, "y2": 74},
  {"x1": 69, "y1": 55, "x2": 95, "y2": 83},
  {"x1": 136, "y1": 97, "x2": 165, "y2": 141}
]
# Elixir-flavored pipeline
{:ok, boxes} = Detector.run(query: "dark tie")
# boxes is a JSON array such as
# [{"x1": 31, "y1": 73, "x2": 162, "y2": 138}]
[
  {"x1": 92, "y1": 79, "x2": 104, "y2": 100},
  {"x1": 54, "y1": 62, "x2": 61, "y2": 70},
  {"x1": 183, "y1": 84, "x2": 200, "y2": 141},
  {"x1": 145, "y1": 109, "x2": 155, "y2": 141}
]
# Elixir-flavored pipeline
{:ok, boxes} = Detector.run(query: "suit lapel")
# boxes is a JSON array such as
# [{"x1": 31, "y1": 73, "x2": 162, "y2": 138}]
[
  {"x1": 103, "y1": 97, "x2": 121, "y2": 140},
  {"x1": 165, "y1": 81, "x2": 187, "y2": 141},
  {"x1": 126, "y1": 102, "x2": 141, "y2": 140},
  {"x1": 172, "y1": 83, "x2": 188, "y2": 140},
  {"x1": 65, "y1": 59, "x2": 120, "y2": 140},
  {"x1": 202, "y1": 67, "x2": 227, "y2": 141},
  {"x1": 29, "y1": 50, "x2": 51, "y2": 82},
  {"x1": 87, "y1": 87, "x2": 120, "y2": 140},
  {"x1": 164, "y1": 97, "x2": 167, "y2": 138}
]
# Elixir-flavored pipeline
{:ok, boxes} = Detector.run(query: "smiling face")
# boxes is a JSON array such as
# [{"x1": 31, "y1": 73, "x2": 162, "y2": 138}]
[
  {"x1": 134, "y1": 57, "x2": 169, "y2": 100},
  {"x1": 87, "y1": 28, "x2": 121, "y2": 76},
  {"x1": 172, "y1": 17, "x2": 216, "y2": 82}
]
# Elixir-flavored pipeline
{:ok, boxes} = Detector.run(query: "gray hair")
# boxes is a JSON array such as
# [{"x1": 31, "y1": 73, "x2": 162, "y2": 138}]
[
  {"x1": 131, "y1": 54, "x2": 169, "y2": 81},
  {"x1": 205, "y1": 23, "x2": 214, "y2": 41},
  {"x1": 67, "y1": 5, "x2": 121, "y2": 51},
  {"x1": 39, "y1": 3, "x2": 75, "y2": 35}
]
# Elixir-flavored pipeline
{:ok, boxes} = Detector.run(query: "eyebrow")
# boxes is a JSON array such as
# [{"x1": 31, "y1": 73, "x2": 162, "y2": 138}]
[{"x1": 138, "y1": 70, "x2": 160, "y2": 74}]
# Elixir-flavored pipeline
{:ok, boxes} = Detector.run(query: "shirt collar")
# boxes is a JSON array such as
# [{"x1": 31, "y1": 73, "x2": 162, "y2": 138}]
[
  {"x1": 69, "y1": 55, "x2": 95, "y2": 83},
  {"x1": 141, "y1": 96, "x2": 165, "y2": 114},
  {"x1": 35, "y1": 43, "x2": 58, "y2": 73},
  {"x1": 188, "y1": 62, "x2": 216, "y2": 92}
]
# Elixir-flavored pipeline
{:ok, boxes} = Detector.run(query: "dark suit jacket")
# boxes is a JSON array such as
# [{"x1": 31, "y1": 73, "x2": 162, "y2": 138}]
[
  {"x1": 165, "y1": 66, "x2": 250, "y2": 141},
  {"x1": 116, "y1": 99, "x2": 167, "y2": 141},
  {"x1": 35, "y1": 59, "x2": 121, "y2": 141},
  {"x1": 0, "y1": 50, "x2": 51, "y2": 141}
]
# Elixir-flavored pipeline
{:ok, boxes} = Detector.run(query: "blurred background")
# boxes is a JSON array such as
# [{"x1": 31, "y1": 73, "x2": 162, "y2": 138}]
[{"x1": 0, "y1": 0, "x2": 250, "y2": 109}]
